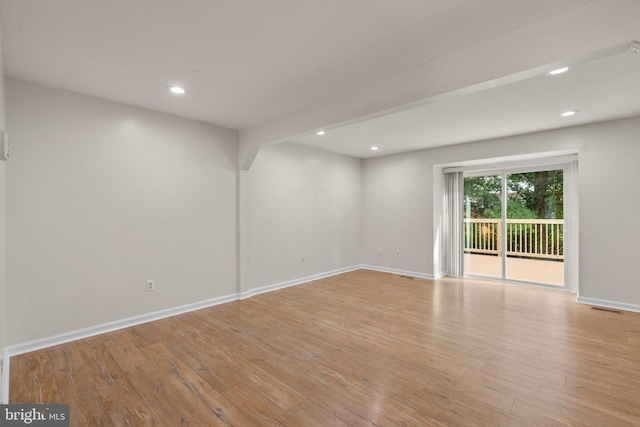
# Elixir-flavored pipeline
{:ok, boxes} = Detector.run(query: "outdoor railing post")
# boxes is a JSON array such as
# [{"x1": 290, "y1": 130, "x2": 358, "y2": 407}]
[{"x1": 497, "y1": 221, "x2": 502, "y2": 256}]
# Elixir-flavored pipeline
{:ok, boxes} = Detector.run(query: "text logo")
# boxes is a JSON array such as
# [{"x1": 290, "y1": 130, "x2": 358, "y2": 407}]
[{"x1": 0, "y1": 405, "x2": 69, "y2": 426}]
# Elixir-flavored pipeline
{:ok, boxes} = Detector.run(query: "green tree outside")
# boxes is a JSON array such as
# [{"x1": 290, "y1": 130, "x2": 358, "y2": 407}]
[
  {"x1": 464, "y1": 170, "x2": 564, "y2": 258},
  {"x1": 464, "y1": 171, "x2": 563, "y2": 220}
]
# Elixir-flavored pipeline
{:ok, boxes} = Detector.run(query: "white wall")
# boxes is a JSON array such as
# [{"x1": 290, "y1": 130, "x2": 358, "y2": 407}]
[
  {"x1": 362, "y1": 154, "x2": 432, "y2": 275},
  {"x1": 6, "y1": 79, "x2": 238, "y2": 345},
  {"x1": 0, "y1": 23, "x2": 7, "y2": 402},
  {"x1": 249, "y1": 143, "x2": 361, "y2": 289},
  {"x1": 362, "y1": 116, "x2": 640, "y2": 306}
]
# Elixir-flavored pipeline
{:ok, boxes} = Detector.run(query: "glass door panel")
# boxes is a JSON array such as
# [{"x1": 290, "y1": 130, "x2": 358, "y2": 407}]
[
  {"x1": 505, "y1": 170, "x2": 564, "y2": 286},
  {"x1": 463, "y1": 174, "x2": 502, "y2": 278}
]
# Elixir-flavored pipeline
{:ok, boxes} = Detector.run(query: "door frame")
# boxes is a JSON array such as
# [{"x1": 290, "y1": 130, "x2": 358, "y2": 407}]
[{"x1": 461, "y1": 161, "x2": 576, "y2": 292}]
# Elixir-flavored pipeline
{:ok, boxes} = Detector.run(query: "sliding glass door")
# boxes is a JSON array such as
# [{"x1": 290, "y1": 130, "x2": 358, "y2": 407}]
[
  {"x1": 463, "y1": 174, "x2": 502, "y2": 278},
  {"x1": 463, "y1": 167, "x2": 565, "y2": 288},
  {"x1": 505, "y1": 171, "x2": 564, "y2": 285}
]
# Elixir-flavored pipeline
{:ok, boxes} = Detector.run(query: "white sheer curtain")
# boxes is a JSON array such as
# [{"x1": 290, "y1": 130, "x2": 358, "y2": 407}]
[{"x1": 444, "y1": 171, "x2": 464, "y2": 277}]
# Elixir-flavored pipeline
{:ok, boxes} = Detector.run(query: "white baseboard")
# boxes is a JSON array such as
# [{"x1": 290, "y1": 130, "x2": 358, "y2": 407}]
[
  {"x1": 6, "y1": 293, "x2": 239, "y2": 357},
  {"x1": 4, "y1": 264, "x2": 364, "y2": 356},
  {"x1": 7, "y1": 274, "x2": 622, "y2": 367},
  {"x1": 1, "y1": 263, "x2": 413, "y2": 402},
  {"x1": 245, "y1": 265, "x2": 363, "y2": 298},
  {"x1": 576, "y1": 296, "x2": 640, "y2": 314},
  {"x1": 433, "y1": 271, "x2": 447, "y2": 280},
  {"x1": 238, "y1": 290, "x2": 253, "y2": 300},
  {"x1": 1, "y1": 348, "x2": 9, "y2": 404},
  {"x1": 361, "y1": 265, "x2": 435, "y2": 280}
]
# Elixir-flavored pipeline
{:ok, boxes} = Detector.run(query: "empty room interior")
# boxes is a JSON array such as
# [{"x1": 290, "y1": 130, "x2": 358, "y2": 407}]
[{"x1": 1, "y1": 0, "x2": 640, "y2": 425}]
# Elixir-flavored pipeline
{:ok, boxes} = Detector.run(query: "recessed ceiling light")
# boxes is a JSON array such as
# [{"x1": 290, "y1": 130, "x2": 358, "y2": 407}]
[
  {"x1": 370, "y1": 146, "x2": 379, "y2": 151},
  {"x1": 316, "y1": 131, "x2": 325, "y2": 136},
  {"x1": 168, "y1": 86, "x2": 187, "y2": 94},
  {"x1": 561, "y1": 110, "x2": 578, "y2": 117},
  {"x1": 547, "y1": 67, "x2": 569, "y2": 76}
]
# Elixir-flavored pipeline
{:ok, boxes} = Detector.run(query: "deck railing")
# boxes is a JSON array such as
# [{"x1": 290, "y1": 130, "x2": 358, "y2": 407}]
[{"x1": 464, "y1": 218, "x2": 564, "y2": 260}]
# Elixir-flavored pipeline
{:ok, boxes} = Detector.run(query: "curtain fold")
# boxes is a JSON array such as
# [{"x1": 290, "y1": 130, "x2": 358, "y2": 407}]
[{"x1": 444, "y1": 171, "x2": 464, "y2": 277}]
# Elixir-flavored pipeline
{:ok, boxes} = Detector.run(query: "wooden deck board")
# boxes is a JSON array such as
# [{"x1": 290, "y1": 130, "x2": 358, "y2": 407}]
[
  {"x1": 9, "y1": 269, "x2": 640, "y2": 426},
  {"x1": 465, "y1": 253, "x2": 564, "y2": 285}
]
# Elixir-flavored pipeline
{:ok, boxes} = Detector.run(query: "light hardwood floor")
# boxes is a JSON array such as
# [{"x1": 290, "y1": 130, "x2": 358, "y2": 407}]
[{"x1": 9, "y1": 269, "x2": 640, "y2": 426}]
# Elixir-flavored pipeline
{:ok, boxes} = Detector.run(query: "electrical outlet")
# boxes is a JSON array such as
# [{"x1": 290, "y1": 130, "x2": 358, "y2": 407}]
[
  {"x1": 301, "y1": 255, "x2": 306, "y2": 263},
  {"x1": 377, "y1": 248, "x2": 383, "y2": 256},
  {"x1": 396, "y1": 250, "x2": 400, "y2": 256},
  {"x1": 146, "y1": 279, "x2": 155, "y2": 292}
]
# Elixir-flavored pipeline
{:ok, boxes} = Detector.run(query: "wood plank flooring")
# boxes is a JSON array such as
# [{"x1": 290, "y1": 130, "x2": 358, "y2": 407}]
[{"x1": 9, "y1": 269, "x2": 640, "y2": 426}]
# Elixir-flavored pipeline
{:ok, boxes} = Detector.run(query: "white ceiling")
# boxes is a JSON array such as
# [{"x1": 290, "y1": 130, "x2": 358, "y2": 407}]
[
  {"x1": 0, "y1": 0, "x2": 593, "y2": 131},
  {"x1": 2, "y1": 1, "x2": 638, "y2": 160},
  {"x1": 292, "y1": 50, "x2": 640, "y2": 158}
]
